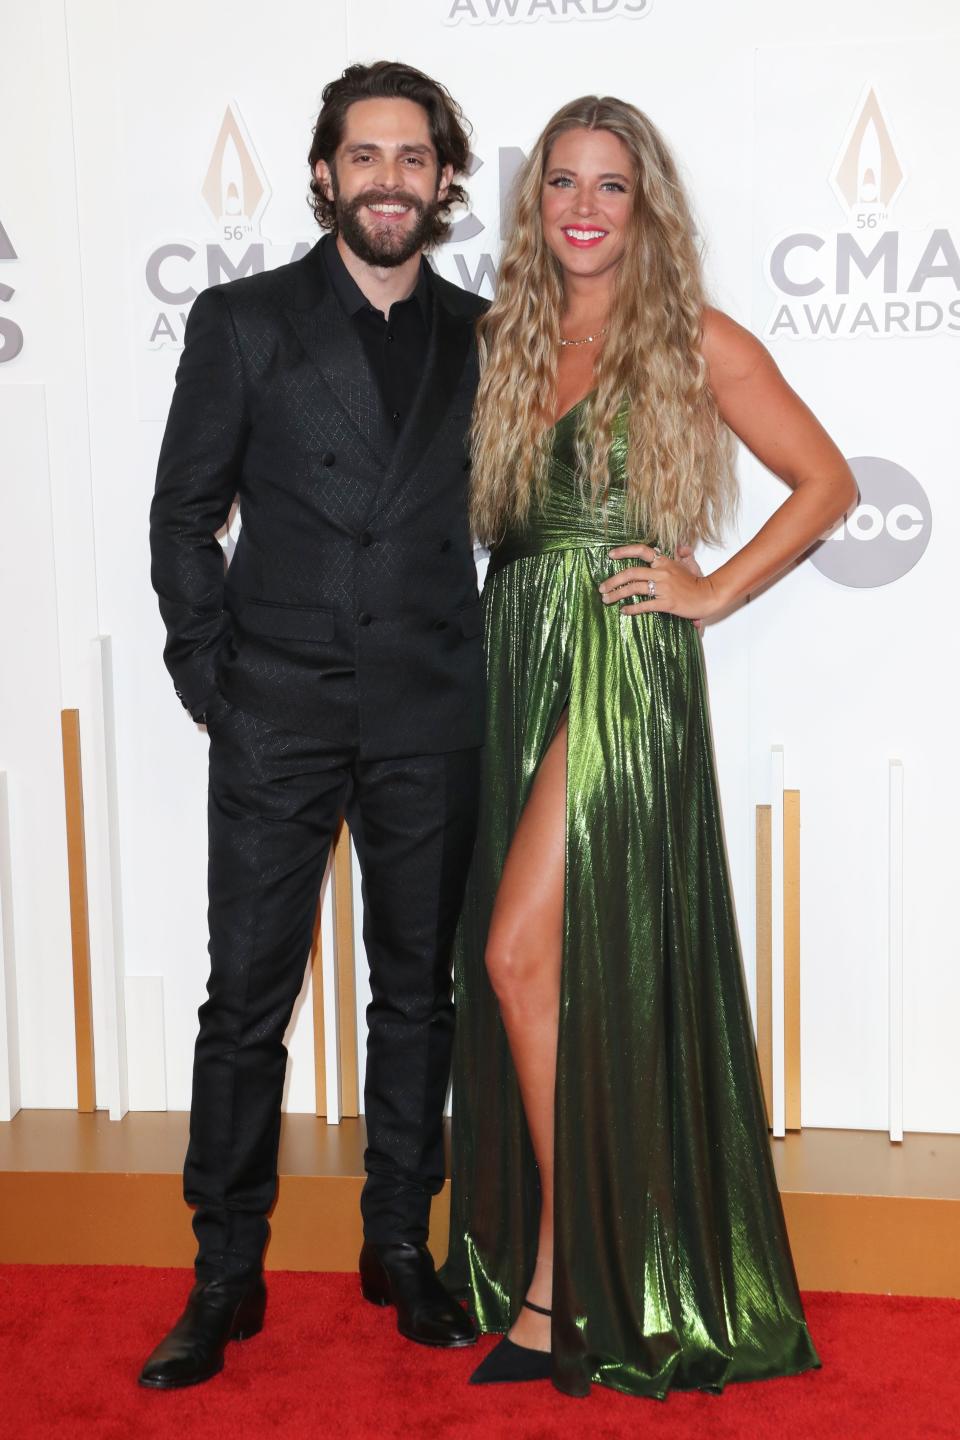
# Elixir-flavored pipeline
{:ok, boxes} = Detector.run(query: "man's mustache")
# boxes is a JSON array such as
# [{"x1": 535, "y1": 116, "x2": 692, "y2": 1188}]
[{"x1": 344, "y1": 189, "x2": 427, "y2": 217}]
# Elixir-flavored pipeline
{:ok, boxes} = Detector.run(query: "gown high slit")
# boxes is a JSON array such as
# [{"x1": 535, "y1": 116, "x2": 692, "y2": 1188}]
[{"x1": 440, "y1": 397, "x2": 820, "y2": 1399}]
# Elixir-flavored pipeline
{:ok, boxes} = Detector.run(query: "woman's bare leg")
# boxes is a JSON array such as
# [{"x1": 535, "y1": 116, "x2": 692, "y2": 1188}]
[{"x1": 484, "y1": 717, "x2": 567, "y2": 1352}]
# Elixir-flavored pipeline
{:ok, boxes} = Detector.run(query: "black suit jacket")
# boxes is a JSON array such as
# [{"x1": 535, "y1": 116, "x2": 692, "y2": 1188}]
[{"x1": 149, "y1": 238, "x2": 487, "y2": 758}]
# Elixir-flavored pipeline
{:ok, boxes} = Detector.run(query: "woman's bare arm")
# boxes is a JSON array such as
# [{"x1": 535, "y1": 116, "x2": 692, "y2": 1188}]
[{"x1": 601, "y1": 307, "x2": 858, "y2": 619}]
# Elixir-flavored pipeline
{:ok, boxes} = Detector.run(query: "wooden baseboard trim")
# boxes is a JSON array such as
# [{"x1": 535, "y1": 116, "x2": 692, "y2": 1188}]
[{"x1": 2, "y1": 1114, "x2": 958, "y2": 1295}]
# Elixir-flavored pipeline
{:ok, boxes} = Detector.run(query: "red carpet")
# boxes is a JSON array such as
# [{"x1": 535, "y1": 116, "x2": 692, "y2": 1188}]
[{"x1": 1, "y1": 1267, "x2": 958, "y2": 1439}]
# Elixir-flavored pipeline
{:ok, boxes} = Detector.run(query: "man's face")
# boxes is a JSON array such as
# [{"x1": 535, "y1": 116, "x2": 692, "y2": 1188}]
[{"x1": 315, "y1": 97, "x2": 454, "y2": 267}]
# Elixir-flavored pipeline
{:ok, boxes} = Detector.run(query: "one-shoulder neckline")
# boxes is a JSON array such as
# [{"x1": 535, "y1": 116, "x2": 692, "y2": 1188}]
[{"x1": 549, "y1": 388, "x2": 596, "y2": 430}]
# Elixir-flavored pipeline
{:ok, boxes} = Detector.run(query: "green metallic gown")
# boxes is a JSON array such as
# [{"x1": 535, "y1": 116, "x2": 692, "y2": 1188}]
[{"x1": 440, "y1": 397, "x2": 820, "y2": 1399}]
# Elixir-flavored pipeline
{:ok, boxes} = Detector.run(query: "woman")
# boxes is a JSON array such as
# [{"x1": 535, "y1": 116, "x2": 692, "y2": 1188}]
[{"x1": 440, "y1": 96, "x2": 855, "y2": 1400}]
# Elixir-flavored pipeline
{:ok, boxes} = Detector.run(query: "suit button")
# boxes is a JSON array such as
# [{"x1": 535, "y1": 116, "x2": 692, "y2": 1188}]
[
  {"x1": 358, "y1": 611, "x2": 372, "y2": 627},
  {"x1": 359, "y1": 531, "x2": 373, "y2": 547},
  {"x1": 433, "y1": 619, "x2": 448, "y2": 631},
  {"x1": 322, "y1": 451, "x2": 335, "y2": 467},
  {"x1": 439, "y1": 538, "x2": 451, "y2": 553}
]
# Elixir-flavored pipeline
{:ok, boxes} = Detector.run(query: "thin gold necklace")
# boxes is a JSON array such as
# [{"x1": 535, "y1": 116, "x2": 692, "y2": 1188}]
[{"x1": 559, "y1": 325, "x2": 607, "y2": 347}]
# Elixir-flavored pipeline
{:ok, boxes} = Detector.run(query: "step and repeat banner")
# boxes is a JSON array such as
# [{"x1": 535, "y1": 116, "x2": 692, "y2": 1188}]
[{"x1": 1, "y1": 0, "x2": 957, "y2": 1130}]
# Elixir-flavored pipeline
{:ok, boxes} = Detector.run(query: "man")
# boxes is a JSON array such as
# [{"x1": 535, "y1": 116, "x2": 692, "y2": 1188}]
[{"x1": 142, "y1": 61, "x2": 486, "y2": 1389}]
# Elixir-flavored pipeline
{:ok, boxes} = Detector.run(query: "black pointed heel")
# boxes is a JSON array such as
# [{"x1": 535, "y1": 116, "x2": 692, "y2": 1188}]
[{"x1": 468, "y1": 1301, "x2": 553, "y2": 1385}]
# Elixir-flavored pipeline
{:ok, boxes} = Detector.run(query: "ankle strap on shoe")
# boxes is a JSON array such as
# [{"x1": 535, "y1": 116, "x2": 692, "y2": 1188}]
[{"x1": 522, "y1": 1299, "x2": 552, "y2": 1317}]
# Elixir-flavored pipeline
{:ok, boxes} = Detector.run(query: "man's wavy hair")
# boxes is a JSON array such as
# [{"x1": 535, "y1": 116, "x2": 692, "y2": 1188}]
[{"x1": 308, "y1": 61, "x2": 471, "y2": 247}]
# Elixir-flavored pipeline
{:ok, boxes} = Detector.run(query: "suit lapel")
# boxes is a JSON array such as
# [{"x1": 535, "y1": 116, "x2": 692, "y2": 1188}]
[
  {"x1": 370, "y1": 282, "x2": 472, "y2": 518},
  {"x1": 283, "y1": 243, "x2": 392, "y2": 469}
]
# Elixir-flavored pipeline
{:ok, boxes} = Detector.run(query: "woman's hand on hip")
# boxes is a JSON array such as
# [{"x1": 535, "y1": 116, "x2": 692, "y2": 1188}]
[{"x1": 599, "y1": 544, "x2": 719, "y2": 627}]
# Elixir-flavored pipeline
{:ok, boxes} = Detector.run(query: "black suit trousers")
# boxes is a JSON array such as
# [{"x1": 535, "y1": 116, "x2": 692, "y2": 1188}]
[{"x1": 184, "y1": 697, "x2": 480, "y2": 1282}]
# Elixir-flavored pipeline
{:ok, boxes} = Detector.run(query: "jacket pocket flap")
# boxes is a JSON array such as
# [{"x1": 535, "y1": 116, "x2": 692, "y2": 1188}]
[
  {"x1": 458, "y1": 603, "x2": 483, "y2": 639},
  {"x1": 241, "y1": 601, "x2": 335, "y2": 643}
]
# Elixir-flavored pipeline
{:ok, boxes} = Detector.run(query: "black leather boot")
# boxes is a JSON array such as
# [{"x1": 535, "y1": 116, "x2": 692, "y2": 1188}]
[
  {"x1": 138, "y1": 1276, "x2": 266, "y2": 1389},
  {"x1": 359, "y1": 1241, "x2": 476, "y2": 1348}
]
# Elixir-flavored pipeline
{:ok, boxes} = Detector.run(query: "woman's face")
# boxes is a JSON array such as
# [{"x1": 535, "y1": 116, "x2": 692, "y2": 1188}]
[{"x1": 540, "y1": 127, "x2": 636, "y2": 285}]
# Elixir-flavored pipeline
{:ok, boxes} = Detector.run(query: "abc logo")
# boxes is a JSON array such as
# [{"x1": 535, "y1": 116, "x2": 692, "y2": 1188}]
[{"x1": 810, "y1": 456, "x2": 931, "y2": 588}]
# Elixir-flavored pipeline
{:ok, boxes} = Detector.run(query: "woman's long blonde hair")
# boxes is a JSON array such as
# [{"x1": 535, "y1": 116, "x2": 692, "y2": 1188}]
[{"x1": 470, "y1": 96, "x2": 736, "y2": 551}]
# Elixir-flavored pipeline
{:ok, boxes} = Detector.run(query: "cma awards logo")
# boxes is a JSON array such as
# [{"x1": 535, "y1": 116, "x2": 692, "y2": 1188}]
[
  {"x1": 445, "y1": 0, "x2": 651, "y2": 22},
  {"x1": 0, "y1": 216, "x2": 23, "y2": 364},
  {"x1": 811, "y1": 456, "x2": 930, "y2": 588},
  {"x1": 763, "y1": 85, "x2": 960, "y2": 340},
  {"x1": 144, "y1": 104, "x2": 312, "y2": 347}
]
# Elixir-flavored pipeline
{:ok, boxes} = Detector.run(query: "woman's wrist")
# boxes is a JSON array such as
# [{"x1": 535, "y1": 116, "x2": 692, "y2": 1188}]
[{"x1": 701, "y1": 567, "x2": 738, "y2": 616}]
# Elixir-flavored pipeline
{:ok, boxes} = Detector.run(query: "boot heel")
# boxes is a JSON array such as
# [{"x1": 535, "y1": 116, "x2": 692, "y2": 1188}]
[
  {"x1": 230, "y1": 1284, "x2": 266, "y2": 1341},
  {"x1": 359, "y1": 1252, "x2": 392, "y2": 1307},
  {"x1": 360, "y1": 1272, "x2": 391, "y2": 1307}
]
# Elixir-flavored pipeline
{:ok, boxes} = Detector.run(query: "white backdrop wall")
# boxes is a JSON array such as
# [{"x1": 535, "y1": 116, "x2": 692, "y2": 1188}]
[{"x1": 1, "y1": 0, "x2": 957, "y2": 1131}]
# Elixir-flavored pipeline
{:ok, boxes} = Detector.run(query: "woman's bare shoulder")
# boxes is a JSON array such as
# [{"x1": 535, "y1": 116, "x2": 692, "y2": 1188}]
[{"x1": 699, "y1": 306, "x2": 773, "y2": 388}]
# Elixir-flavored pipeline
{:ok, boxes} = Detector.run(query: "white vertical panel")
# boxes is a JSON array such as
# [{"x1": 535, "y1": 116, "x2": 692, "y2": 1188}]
[
  {"x1": 751, "y1": 31, "x2": 958, "y2": 1133},
  {"x1": 0, "y1": 775, "x2": 21, "y2": 1121},
  {"x1": 85, "y1": 636, "x2": 128, "y2": 1118},
  {"x1": 0, "y1": 385, "x2": 75, "y2": 1108},
  {"x1": 352, "y1": 844, "x2": 370, "y2": 1111},
  {"x1": 770, "y1": 746, "x2": 785, "y2": 1138},
  {"x1": 124, "y1": 975, "x2": 167, "y2": 1111},
  {"x1": 280, "y1": 954, "x2": 315, "y2": 1114},
  {"x1": 888, "y1": 760, "x2": 904, "y2": 1144},
  {"x1": 319, "y1": 856, "x2": 341, "y2": 1124}
]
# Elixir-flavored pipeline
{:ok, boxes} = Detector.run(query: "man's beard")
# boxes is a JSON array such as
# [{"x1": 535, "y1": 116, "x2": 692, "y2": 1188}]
[{"x1": 336, "y1": 187, "x2": 439, "y2": 267}]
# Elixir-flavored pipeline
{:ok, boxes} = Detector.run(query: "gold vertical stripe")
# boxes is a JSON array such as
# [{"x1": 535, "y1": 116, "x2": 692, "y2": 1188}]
[
  {"x1": 784, "y1": 789, "x2": 802, "y2": 1131},
  {"x1": 333, "y1": 821, "x2": 359, "y2": 1117},
  {"x1": 61, "y1": 711, "x2": 95, "y2": 1113},
  {"x1": 310, "y1": 899, "x2": 326, "y2": 1117},
  {"x1": 755, "y1": 804, "x2": 772, "y2": 1127}
]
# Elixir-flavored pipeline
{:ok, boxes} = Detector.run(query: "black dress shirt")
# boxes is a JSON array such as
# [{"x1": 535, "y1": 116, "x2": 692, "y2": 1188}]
[{"x1": 323, "y1": 235, "x2": 432, "y2": 444}]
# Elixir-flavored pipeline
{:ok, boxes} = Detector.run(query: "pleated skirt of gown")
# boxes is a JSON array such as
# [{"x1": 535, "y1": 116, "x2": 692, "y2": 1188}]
[{"x1": 440, "y1": 404, "x2": 820, "y2": 1399}]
